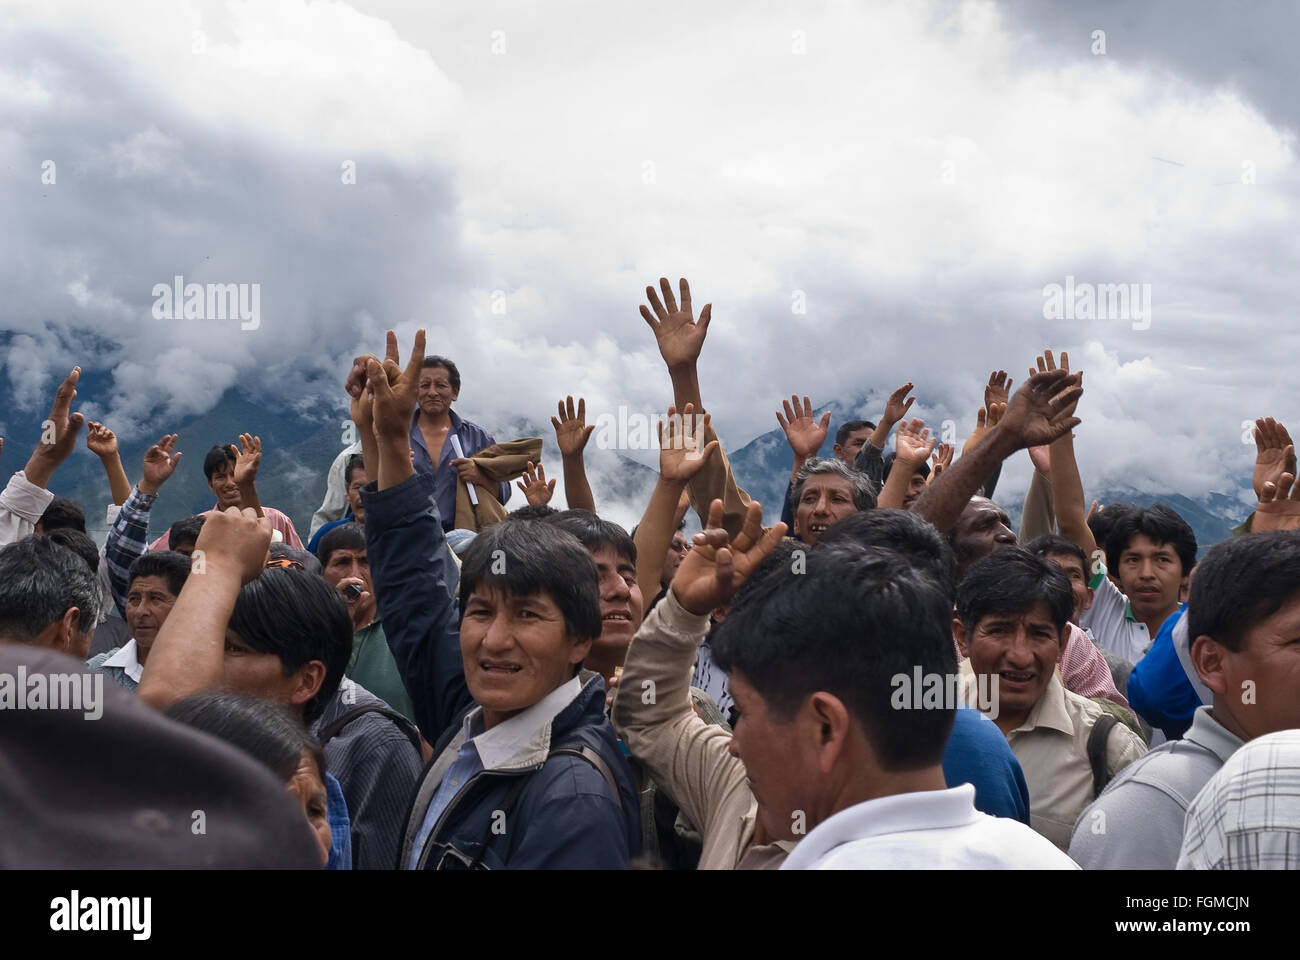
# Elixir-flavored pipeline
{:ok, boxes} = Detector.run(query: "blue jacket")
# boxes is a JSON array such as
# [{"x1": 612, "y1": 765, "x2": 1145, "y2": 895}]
[
  {"x1": 362, "y1": 471, "x2": 640, "y2": 869},
  {"x1": 1128, "y1": 605, "x2": 1201, "y2": 740}
]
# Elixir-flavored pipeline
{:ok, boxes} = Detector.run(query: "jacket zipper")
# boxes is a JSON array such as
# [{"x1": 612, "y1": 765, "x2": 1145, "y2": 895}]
[{"x1": 414, "y1": 766, "x2": 540, "y2": 870}]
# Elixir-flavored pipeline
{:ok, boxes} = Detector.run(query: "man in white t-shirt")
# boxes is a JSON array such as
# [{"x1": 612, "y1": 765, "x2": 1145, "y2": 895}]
[{"x1": 709, "y1": 538, "x2": 1076, "y2": 870}]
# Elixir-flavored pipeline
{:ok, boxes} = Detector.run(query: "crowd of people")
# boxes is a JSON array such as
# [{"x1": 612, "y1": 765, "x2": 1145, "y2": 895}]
[{"x1": 3, "y1": 276, "x2": 1299, "y2": 870}]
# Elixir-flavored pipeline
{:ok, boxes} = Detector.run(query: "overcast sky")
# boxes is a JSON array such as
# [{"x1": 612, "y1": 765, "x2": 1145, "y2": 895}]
[{"x1": 3, "y1": 0, "x2": 1296, "y2": 526}]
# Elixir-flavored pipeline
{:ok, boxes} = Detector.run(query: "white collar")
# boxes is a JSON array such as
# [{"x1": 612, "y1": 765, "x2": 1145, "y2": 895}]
[
  {"x1": 101, "y1": 639, "x2": 143, "y2": 683},
  {"x1": 781, "y1": 784, "x2": 979, "y2": 870},
  {"x1": 462, "y1": 674, "x2": 585, "y2": 771}
]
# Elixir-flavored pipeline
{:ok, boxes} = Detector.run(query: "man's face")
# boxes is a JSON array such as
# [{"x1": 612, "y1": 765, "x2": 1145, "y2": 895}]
[
  {"x1": 417, "y1": 365, "x2": 458, "y2": 417},
  {"x1": 125, "y1": 574, "x2": 178, "y2": 653},
  {"x1": 660, "y1": 531, "x2": 689, "y2": 588},
  {"x1": 1042, "y1": 552, "x2": 1093, "y2": 623},
  {"x1": 346, "y1": 469, "x2": 368, "y2": 521},
  {"x1": 286, "y1": 752, "x2": 332, "y2": 868},
  {"x1": 590, "y1": 544, "x2": 643, "y2": 662},
  {"x1": 794, "y1": 474, "x2": 859, "y2": 545},
  {"x1": 208, "y1": 461, "x2": 241, "y2": 510},
  {"x1": 903, "y1": 470, "x2": 927, "y2": 509},
  {"x1": 221, "y1": 629, "x2": 316, "y2": 713},
  {"x1": 459, "y1": 583, "x2": 590, "y2": 728},
  {"x1": 1115, "y1": 533, "x2": 1184, "y2": 623},
  {"x1": 833, "y1": 427, "x2": 874, "y2": 466},
  {"x1": 171, "y1": 539, "x2": 196, "y2": 558},
  {"x1": 321, "y1": 547, "x2": 371, "y2": 593},
  {"x1": 726, "y1": 670, "x2": 808, "y2": 842},
  {"x1": 1212, "y1": 590, "x2": 1300, "y2": 740},
  {"x1": 958, "y1": 601, "x2": 1064, "y2": 721},
  {"x1": 952, "y1": 497, "x2": 1016, "y2": 578}
]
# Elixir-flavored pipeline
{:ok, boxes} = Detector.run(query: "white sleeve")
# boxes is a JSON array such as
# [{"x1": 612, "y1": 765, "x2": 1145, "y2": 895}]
[
  {"x1": 0, "y1": 471, "x2": 55, "y2": 546},
  {"x1": 309, "y1": 442, "x2": 361, "y2": 537}
]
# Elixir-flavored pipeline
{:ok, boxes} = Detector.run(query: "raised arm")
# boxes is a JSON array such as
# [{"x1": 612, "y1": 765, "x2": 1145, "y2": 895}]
[
  {"x1": 911, "y1": 365, "x2": 1081, "y2": 534},
  {"x1": 877, "y1": 418, "x2": 935, "y2": 510},
  {"x1": 138, "y1": 506, "x2": 272, "y2": 712},
  {"x1": 776, "y1": 395, "x2": 830, "y2": 483},
  {"x1": 1036, "y1": 351, "x2": 1097, "y2": 558},
  {"x1": 231, "y1": 434, "x2": 265, "y2": 519},
  {"x1": 867, "y1": 381, "x2": 915, "y2": 454},
  {"x1": 515, "y1": 460, "x2": 556, "y2": 507},
  {"x1": 633, "y1": 405, "x2": 719, "y2": 602},
  {"x1": 1, "y1": 368, "x2": 82, "y2": 546},
  {"x1": 551, "y1": 396, "x2": 595, "y2": 511},
  {"x1": 86, "y1": 421, "x2": 131, "y2": 506},
  {"x1": 104, "y1": 434, "x2": 183, "y2": 615}
]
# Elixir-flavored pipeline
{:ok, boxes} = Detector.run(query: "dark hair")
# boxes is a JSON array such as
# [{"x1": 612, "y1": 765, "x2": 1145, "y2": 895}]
[
  {"x1": 317, "y1": 523, "x2": 365, "y2": 566},
  {"x1": 816, "y1": 509, "x2": 957, "y2": 607},
  {"x1": 165, "y1": 693, "x2": 326, "y2": 784},
  {"x1": 267, "y1": 544, "x2": 322, "y2": 577},
  {"x1": 0, "y1": 536, "x2": 100, "y2": 642},
  {"x1": 1024, "y1": 533, "x2": 1089, "y2": 577},
  {"x1": 46, "y1": 528, "x2": 99, "y2": 574},
  {"x1": 38, "y1": 496, "x2": 86, "y2": 533},
  {"x1": 728, "y1": 537, "x2": 807, "y2": 615},
  {"x1": 547, "y1": 510, "x2": 637, "y2": 566},
  {"x1": 127, "y1": 551, "x2": 192, "y2": 598},
  {"x1": 835, "y1": 420, "x2": 876, "y2": 447},
  {"x1": 1104, "y1": 504, "x2": 1197, "y2": 576},
  {"x1": 421, "y1": 355, "x2": 461, "y2": 393},
  {"x1": 1188, "y1": 533, "x2": 1300, "y2": 653},
  {"x1": 956, "y1": 547, "x2": 1073, "y2": 636},
  {"x1": 712, "y1": 544, "x2": 956, "y2": 771},
  {"x1": 344, "y1": 454, "x2": 366, "y2": 488},
  {"x1": 881, "y1": 452, "x2": 930, "y2": 483},
  {"x1": 168, "y1": 514, "x2": 206, "y2": 549},
  {"x1": 507, "y1": 503, "x2": 560, "y2": 521},
  {"x1": 789, "y1": 457, "x2": 878, "y2": 514},
  {"x1": 458, "y1": 520, "x2": 602, "y2": 640},
  {"x1": 1087, "y1": 503, "x2": 1137, "y2": 561},
  {"x1": 227, "y1": 569, "x2": 351, "y2": 725},
  {"x1": 204, "y1": 444, "x2": 236, "y2": 481}
]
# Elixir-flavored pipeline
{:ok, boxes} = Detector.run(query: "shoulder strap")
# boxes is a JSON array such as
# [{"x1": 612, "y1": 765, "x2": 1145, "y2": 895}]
[
  {"x1": 549, "y1": 743, "x2": 625, "y2": 816},
  {"x1": 1087, "y1": 714, "x2": 1119, "y2": 798},
  {"x1": 318, "y1": 704, "x2": 421, "y2": 754}
]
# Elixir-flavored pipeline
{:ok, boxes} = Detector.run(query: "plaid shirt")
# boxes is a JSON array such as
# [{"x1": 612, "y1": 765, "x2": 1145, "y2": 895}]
[
  {"x1": 1178, "y1": 729, "x2": 1300, "y2": 869},
  {"x1": 104, "y1": 487, "x2": 156, "y2": 617}
]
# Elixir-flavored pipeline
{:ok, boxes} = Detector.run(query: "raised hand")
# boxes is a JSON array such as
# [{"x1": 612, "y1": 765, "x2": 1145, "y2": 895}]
[
  {"x1": 365, "y1": 329, "x2": 427, "y2": 441},
  {"x1": 985, "y1": 370, "x2": 1013, "y2": 410},
  {"x1": 670, "y1": 499, "x2": 787, "y2": 616},
  {"x1": 552, "y1": 396, "x2": 595, "y2": 457},
  {"x1": 640, "y1": 277, "x2": 712, "y2": 370},
  {"x1": 25, "y1": 366, "x2": 85, "y2": 487},
  {"x1": 1028, "y1": 349, "x2": 1080, "y2": 420},
  {"x1": 516, "y1": 461, "x2": 556, "y2": 505},
  {"x1": 1028, "y1": 443, "x2": 1052, "y2": 477},
  {"x1": 776, "y1": 395, "x2": 830, "y2": 460},
  {"x1": 1253, "y1": 417, "x2": 1296, "y2": 498},
  {"x1": 139, "y1": 434, "x2": 183, "y2": 497},
  {"x1": 658, "y1": 403, "x2": 719, "y2": 483},
  {"x1": 1255, "y1": 469, "x2": 1300, "y2": 533},
  {"x1": 882, "y1": 382, "x2": 916, "y2": 426},
  {"x1": 998, "y1": 366, "x2": 1082, "y2": 452},
  {"x1": 231, "y1": 434, "x2": 262, "y2": 487},
  {"x1": 895, "y1": 417, "x2": 936, "y2": 467},
  {"x1": 194, "y1": 506, "x2": 274, "y2": 585},
  {"x1": 86, "y1": 421, "x2": 119, "y2": 459},
  {"x1": 930, "y1": 441, "x2": 954, "y2": 481}
]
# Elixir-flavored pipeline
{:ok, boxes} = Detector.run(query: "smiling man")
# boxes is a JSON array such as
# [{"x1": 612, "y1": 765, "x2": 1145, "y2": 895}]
[
  {"x1": 789, "y1": 458, "x2": 876, "y2": 546},
  {"x1": 955, "y1": 548, "x2": 1146, "y2": 849}
]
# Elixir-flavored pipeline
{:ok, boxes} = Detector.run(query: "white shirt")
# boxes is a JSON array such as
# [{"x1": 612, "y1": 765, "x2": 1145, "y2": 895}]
[
  {"x1": 99, "y1": 639, "x2": 143, "y2": 683},
  {"x1": 1078, "y1": 573, "x2": 1152, "y2": 666},
  {"x1": 780, "y1": 784, "x2": 1079, "y2": 870},
  {"x1": 462, "y1": 673, "x2": 585, "y2": 769},
  {"x1": 0, "y1": 470, "x2": 54, "y2": 547}
]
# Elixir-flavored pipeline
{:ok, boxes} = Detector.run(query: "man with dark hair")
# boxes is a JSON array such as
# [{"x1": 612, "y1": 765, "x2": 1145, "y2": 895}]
[
  {"x1": 349, "y1": 329, "x2": 638, "y2": 869},
  {"x1": 317, "y1": 522, "x2": 415, "y2": 722},
  {"x1": 87, "y1": 551, "x2": 191, "y2": 691},
  {"x1": 508, "y1": 503, "x2": 560, "y2": 521},
  {"x1": 710, "y1": 539, "x2": 1071, "y2": 868},
  {"x1": 36, "y1": 496, "x2": 86, "y2": 534},
  {"x1": 138, "y1": 509, "x2": 423, "y2": 869},
  {"x1": 788, "y1": 457, "x2": 876, "y2": 547},
  {"x1": 547, "y1": 509, "x2": 644, "y2": 682},
  {"x1": 167, "y1": 515, "x2": 206, "y2": 556},
  {"x1": 149, "y1": 435, "x2": 301, "y2": 550},
  {"x1": 46, "y1": 528, "x2": 98, "y2": 574},
  {"x1": 955, "y1": 548, "x2": 1145, "y2": 849},
  {"x1": 1071, "y1": 532, "x2": 1300, "y2": 869},
  {"x1": 307, "y1": 454, "x2": 368, "y2": 555},
  {"x1": 0, "y1": 535, "x2": 99, "y2": 660}
]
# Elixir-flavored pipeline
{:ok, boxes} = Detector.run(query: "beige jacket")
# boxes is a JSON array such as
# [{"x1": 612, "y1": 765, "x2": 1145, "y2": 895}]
[{"x1": 611, "y1": 592, "x2": 791, "y2": 869}]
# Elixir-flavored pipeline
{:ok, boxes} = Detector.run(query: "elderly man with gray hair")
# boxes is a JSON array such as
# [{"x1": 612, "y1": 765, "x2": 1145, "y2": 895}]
[{"x1": 788, "y1": 456, "x2": 877, "y2": 546}]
